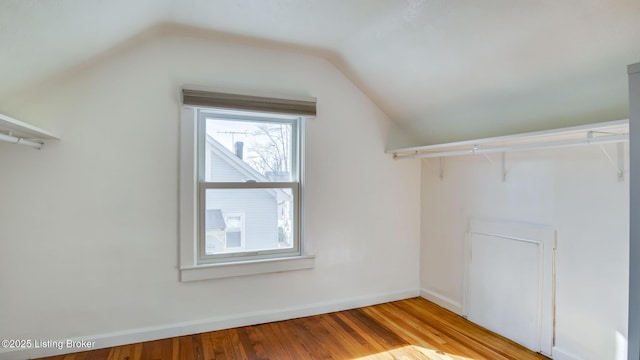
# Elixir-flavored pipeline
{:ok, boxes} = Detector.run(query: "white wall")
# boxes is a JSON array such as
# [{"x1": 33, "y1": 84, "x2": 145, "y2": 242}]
[
  {"x1": 420, "y1": 145, "x2": 629, "y2": 360},
  {"x1": 0, "y1": 31, "x2": 420, "y2": 357}
]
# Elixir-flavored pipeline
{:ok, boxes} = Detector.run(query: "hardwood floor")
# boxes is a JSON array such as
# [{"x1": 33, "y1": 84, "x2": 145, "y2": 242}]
[{"x1": 38, "y1": 297, "x2": 549, "y2": 360}]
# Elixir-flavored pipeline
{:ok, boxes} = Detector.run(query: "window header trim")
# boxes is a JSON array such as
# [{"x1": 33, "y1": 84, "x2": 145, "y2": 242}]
[{"x1": 182, "y1": 89, "x2": 316, "y2": 116}]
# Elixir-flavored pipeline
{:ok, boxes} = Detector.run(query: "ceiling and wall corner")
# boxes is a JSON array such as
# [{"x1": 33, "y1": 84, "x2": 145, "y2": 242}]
[{"x1": 1, "y1": 0, "x2": 639, "y2": 147}]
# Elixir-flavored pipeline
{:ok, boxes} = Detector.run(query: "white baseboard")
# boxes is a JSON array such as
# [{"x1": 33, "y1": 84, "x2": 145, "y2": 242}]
[
  {"x1": 420, "y1": 288, "x2": 463, "y2": 315},
  {"x1": 0, "y1": 288, "x2": 419, "y2": 360},
  {"x1": 552, "y1": 346, "x2": 582, "y2": 360}
]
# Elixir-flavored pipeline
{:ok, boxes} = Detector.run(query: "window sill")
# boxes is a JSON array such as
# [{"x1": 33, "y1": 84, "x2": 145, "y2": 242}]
[{"x1": 179, "y1": 255, "x2": 315, "y2": 282}]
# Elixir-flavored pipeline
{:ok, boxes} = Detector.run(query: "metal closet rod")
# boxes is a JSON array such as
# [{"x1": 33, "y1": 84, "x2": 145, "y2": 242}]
[
  {"x1": 0, "y1": 132, "x2": 44, "y2": 149},
  {"x1": 393, "y1": 134, "x2": 629, "y2": 159}
]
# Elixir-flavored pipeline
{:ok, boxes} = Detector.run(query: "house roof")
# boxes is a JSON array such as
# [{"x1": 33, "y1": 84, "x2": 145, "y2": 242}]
[
  {"x1": 206, "y1": 135, "x2": 291, "y2": 202},
  {"x1": 206, "y1": 209, "x2": 226, "y2": 231},
  {"x1": 1, "y1": 1, "x2": 639, "y2": 145},
  {"x1": 206, "y1": 135, "x2": 270, "y2": 182}
]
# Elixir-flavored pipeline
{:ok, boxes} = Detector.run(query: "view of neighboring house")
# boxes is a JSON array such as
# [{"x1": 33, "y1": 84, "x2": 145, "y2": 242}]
[{"x1": 204, "y1": 135, "x2": 292, "y2": 254}]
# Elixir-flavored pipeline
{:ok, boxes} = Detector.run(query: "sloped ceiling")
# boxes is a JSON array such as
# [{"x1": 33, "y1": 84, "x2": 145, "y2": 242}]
[{"x1": 1, "y1": 0, "x2": 639, "y2": 145}]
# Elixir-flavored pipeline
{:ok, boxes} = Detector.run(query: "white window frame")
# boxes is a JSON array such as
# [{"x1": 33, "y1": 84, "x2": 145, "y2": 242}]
[
  {"x1": 197, "y1": 110, "x2": 302, "y2": 264},
  {"x1": 179, "y1": 105, "x2": 314, "y2": 282}
]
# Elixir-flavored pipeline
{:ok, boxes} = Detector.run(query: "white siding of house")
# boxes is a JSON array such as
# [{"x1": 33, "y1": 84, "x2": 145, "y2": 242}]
[
  {"x1": 209, "y1": 146, "x2": 251, "y2": 182},
  {"x1": 206, "y1": 144, "x2": 279, "y2": 251},
  {"x1": 205, "y1": 188, "x2": 278, "y2": 251}
]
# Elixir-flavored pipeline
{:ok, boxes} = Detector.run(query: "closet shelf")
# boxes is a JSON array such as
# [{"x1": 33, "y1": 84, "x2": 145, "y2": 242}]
[
  {"x1": 0, "y1": 113, "x2": 59, "y2": 150},
  {"x1": 388, "y1": 119, "x2": 629, "y2": 160}
]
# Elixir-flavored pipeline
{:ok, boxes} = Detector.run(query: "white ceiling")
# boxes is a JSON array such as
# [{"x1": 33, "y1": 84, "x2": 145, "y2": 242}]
[{"x1": 1, "y1": 0, "x2": 639, "y2": 145}]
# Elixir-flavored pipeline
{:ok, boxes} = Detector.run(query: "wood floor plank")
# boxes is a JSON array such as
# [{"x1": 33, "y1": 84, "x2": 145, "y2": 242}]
[
  {"x1": 348, "y1": 309, "x2": 406, "y2": 349},
  {"x1": 142, "y1": 338, "x2": 172, "y2": 360},
  {"x1": 362, "y1": 302, "x2": 441, "y2": 348},
  {"x1": 391, "y1": 298, "x2": 544, "y2": 359},
  {"x1": 332, "y1": 311, "x2": 392, "y2": 354},
  {"x1": 209, "y1": 331, "x2": 231, "y2": 360},
  {"x1": 315, "y1": 315, "x2": 368, "y2": 359},
  {"x1": 266, "y1": 321, "x2": 308, "y2": 359},
  {"x1": 364, "y1": 301, "x2": 488, "y2": 359},
  {"x1": 36, "y1": 298, "x2": 549, "y2": 360},
  {"x1": 248, "y1": 322, "x2": 292, "y2": 360},
  {"x1": 198, "y1": 333, "x2": 215, "y2": 360},
  {"x1": 287, "y1": 316, "x2": 336, "y2": 359},
  {"x1": 225, "y1": 330, "x2": 246, "y2": 360},
  {"x1": 388, "y1": 300, "x2": 507, "y2": 359}
]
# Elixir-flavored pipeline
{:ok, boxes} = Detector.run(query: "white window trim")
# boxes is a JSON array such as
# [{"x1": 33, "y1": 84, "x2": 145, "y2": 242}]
[
  {"x1": 180, "y1": 255, "x2": 316, "y2": 282},
  {"x1": 179, "y1": 106, "x2": 314, "y2": 282}
]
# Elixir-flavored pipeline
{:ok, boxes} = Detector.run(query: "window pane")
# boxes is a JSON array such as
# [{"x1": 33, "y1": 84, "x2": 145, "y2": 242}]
[
  {"x1": 226, "y1": 231, "x2": 242, "y2": 248},
  {"x1": 204, "y1": 188, "x2": 294, "y2": 255},
  {"x1": 204, "y1": 116, "x2": 294, "y2": 182}
]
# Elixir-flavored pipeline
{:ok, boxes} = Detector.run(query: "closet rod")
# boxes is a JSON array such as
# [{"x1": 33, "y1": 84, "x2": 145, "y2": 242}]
[
  {"x1": 0, "y1": 132, "x2": 44, "y2": 149},
  {"x1": 393, "y1": 134, "x2": 628, "y2": 159}
]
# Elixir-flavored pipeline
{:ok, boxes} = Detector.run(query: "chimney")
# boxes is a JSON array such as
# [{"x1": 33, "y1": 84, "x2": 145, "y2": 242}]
[{"x1": 234, "y1": 141, "x2": 244, "y2": 160}]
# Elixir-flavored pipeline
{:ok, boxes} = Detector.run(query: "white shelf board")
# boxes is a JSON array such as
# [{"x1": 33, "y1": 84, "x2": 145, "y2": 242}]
[
  {"x1": 389, "y1": 119, "x2": 629, "y2": 159},
  {"x1": 0, "y1": 113, "x2": 59, "y2": 140}
]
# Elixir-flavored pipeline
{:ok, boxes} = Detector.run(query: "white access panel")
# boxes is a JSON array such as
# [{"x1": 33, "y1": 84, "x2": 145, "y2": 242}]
[
  {"x1": 464, "y1": 219, "x2": 555, "y2": 356},
  {"x1": 467, "y1": 233, "x2": 541, "y2": 350}
]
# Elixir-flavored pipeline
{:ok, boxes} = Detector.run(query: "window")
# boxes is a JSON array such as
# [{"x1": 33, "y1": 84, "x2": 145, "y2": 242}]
[
  {"x1": 198, "y1": 109, "x2": 301, "y2": 263},
  {"x1": 179, "y1": 89, "x2": 316, "y2": 281}
]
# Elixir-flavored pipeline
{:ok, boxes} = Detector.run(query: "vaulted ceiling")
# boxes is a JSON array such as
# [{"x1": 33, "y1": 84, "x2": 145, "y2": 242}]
[{"x1": 1, "y1": 0, "x2": 639, "y2": 145}]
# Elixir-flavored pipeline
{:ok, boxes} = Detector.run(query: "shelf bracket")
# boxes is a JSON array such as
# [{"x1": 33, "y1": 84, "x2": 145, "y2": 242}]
[
  {"x1": 598, "y1": 142, "x2": 625, "y2": 180},
  {"x1": 439, "y1": 157, "x2": 445, "y2": 180}
]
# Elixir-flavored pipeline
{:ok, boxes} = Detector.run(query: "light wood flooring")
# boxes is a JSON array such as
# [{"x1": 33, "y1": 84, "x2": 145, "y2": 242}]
[{"x1": 39, "y1": 297, "x2": 549, "y2": 360}]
